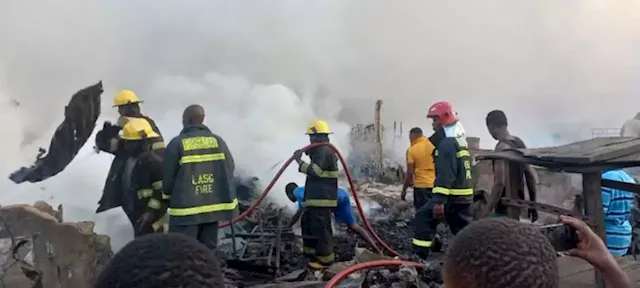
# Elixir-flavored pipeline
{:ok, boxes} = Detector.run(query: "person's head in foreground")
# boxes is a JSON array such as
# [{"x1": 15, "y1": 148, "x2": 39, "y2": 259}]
[
  {"x1": 285, "y1": 182, "x2": 299, "y2": 203},
  {"x1": 95, "y1": 233, "x2": 224, "y2": 288},
  {"x1": 444, "y1": 217, "x2": 559, "y2": 288}
]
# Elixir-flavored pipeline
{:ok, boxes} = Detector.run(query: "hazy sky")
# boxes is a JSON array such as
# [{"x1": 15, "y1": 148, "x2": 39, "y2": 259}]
[{"x1": 1, "y1": 0, "x2": 639, "y2": 249}]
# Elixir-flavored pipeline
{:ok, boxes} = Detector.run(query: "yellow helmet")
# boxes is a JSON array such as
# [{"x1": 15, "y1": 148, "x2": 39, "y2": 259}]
[
  {"x1": 120, "y1": 118, "x2": 160, "y2": 140},
  {"x1": 113, "y1": 90, "x2": 142, "y2": 107},
  {"x1": 306, "y1": 120, "x2": 332, "y2": 135}
]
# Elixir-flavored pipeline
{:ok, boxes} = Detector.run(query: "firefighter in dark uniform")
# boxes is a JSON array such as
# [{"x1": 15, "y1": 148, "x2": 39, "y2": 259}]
[
  {"x1": 95, "y1": 90, "x2": 167, "y2": 235},
  {"x1": 163, "y1": 104, "x2": 237, "y2": 250},
  {"x1": 293, "y1": 120, "x2": 339, "y2": 269},
  {"x1": 412, "y1": 101, "x2": 474, "y2": 260}
]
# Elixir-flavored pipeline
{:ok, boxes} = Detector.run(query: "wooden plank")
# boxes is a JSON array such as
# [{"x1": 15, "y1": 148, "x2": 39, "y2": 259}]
[
  {"x1": 581, "y1": 173, "x2": 606, "y2": 288},
  {"x1": 601, "y1": 179, "x2": 640, "y2": 196},
  {"x1": 528, "y1": 138, "x2": 640, "y2": 164},
  {"x1": 558, "y1": 256, "x2": 640, "y2": 287},
  {"x1": 475, "y1": 150, "x2": 640, "y2": 174}
]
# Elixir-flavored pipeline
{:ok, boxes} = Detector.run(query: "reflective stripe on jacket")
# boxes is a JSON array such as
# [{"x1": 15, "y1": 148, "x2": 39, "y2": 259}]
[
  {"x1": 163, "y1": 124, "x2": 237, "y2": 225},
  {"x1": 432, "y1": 136, "x2": 473, "y2": 203},
  {"x1": 299, "y1": 144, "x2": 339, "y2": 207}
]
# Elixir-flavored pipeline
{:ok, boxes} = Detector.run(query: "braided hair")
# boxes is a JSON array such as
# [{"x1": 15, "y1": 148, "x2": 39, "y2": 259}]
[
  {"x1": 444, "y1": 217, "x2": 559, "y2": 288},
  {"x1": 95, "y1": 233, "x2": 224, "y2": 288}
]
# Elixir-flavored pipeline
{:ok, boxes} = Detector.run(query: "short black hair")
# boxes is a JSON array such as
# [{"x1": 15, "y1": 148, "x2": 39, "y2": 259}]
[
  {"x1": 444, "y1": 218, "x2": 558, "y2": 288},
  {"x1": 409, "y1": 127, "x2": 423, "y2": 135},
  {"x1": 95, "y1": 233, "x2": 224, "y2": 288},
  {"x1": 485, "y1": 110, "x2": 508, "y2": 127},
  {"x1": 285, "y1": 182, "x2": 298, "y2": 202}
]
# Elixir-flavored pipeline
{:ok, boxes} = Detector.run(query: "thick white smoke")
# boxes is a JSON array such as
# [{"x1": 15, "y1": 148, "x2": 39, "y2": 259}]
[{"x1": 2, "y1": 1, "x2": 640, "y2": 249}]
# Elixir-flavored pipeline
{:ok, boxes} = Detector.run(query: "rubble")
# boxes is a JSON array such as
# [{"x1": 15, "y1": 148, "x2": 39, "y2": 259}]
[{"x1": 0, "y1": 202, "x2": 112, "y2": 287}]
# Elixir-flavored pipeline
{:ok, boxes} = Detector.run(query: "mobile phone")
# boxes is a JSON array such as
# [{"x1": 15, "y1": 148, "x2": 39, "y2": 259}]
[{"x1": 539, "y1": 223, "x2": 578, "y2": 252}]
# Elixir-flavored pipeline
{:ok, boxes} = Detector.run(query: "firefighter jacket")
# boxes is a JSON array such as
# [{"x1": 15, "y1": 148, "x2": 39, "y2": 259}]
[
  {"x1": 96, "y1": 115, "x2": 165, "y2": 213},
  {"x1": 121, "y1": 144, "x2": 168, "y2": 229},
  {"x1": 298, "y1": 143, "x2": 339, "y2": 208},
  {"x1": 162, "y1": 124, "x2": 237, "y2": 226},
  {"x1": 430, "y1": 129, "x2": 474, "y2": 204}
]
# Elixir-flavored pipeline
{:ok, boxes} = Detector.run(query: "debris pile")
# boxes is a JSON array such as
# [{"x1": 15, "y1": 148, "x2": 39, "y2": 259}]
[
  {"x1": 361, "y1": 262, "x2": 444, "y2": 288},
  {"x1": 0, "y1": 201, "x2": 112, "y2": 287}
]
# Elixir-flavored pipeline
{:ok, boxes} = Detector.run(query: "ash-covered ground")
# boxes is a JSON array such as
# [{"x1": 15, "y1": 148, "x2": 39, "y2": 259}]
[{"x1": 219, "y1": 183, "x2": 449, "y2": 287}]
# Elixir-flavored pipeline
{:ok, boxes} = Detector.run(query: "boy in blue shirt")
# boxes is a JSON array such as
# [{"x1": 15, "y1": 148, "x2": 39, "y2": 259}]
[
  {"x1": 601, "y1": 169, "x2": 636, "y2": 256},
  {"x1": 285, "y1": 182, "x2": 382, "y2": 255}
]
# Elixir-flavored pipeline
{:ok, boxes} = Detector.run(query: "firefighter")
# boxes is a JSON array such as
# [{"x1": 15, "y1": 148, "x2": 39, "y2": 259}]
[
  {"x1": 293, "y1": 120, "x2": 339, "y2": 269},
  {"x1": 95, "y1": 90, "x2": 166, "y2": 234},
  {"x1": 412, "y1": 101, "x2": 474, "y2": 260},
  {"x1": 285, "y1": 182, "x2": 383, "y2": 254},
  {"x1": 119, "y1": 118, "x2": 168, "y2": 236},
  {"x1": 163, "y1": 104, "x2": 237, "y2": 250}
]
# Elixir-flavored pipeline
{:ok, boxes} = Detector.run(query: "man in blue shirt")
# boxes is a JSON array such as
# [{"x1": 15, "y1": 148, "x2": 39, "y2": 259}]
[
  {"x1": 285, "y1": 182, "x2": 382, "y2": 255},
  {"x1": 601, "y1": 169, "x2": 636, "y2": 256}
]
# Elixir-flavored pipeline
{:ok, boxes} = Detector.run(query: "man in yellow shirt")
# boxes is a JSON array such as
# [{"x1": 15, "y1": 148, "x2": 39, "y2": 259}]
[{"x1": 401, "y1": 127, "x2": 436, "y2": 210}]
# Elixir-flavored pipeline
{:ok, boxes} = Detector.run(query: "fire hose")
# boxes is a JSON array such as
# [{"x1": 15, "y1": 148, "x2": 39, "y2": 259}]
[
  {"x1": 219, "y1": 142, "x2": 402, "y2": 257},
  {"x1": 324, "y1": 260, "x2": 425, "y2": 288}
]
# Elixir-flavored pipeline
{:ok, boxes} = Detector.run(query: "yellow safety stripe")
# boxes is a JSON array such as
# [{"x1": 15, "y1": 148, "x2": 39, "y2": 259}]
[
  {"x1": 316, "y1": 253, "x2": 335, "y2": 264},
  {"x1": 302, "y1": 247, "x2": 316, "y2": 254},
  {"x1": 162, "y1": 193, "x2": 171, "y2": 200},
  {"x1": 434, "y1": 150, "x2": 470, "y2": 158},
  {"x1": 456, "y1": 150, "x2": 470, "y2": 158},
  {"x1": 168, "y1": 198, "x2": 238, "y2": 216},
  {"x1": 151, "y1": 180, "x2": 163, "y2": 190},
  {"x1": 152, "y1": 214, "x2": 169, "y2": 232},
  {"x1": 148, "y1": 199, "x2": 162, "y2": 210},
  {"x1": 305, "y1": 199, "x2": 338, "y2": 207},
  {"x1": 433, "y1": 186, "x2": 473, "y2": 196},
  {"x1": 151, "y1": 141, "x2": 165, "y2": 150},
  {"x1": 299, "y1": 162, "x2": 339, "y2": 178},
  {"x1": 179, "y1": 153, "x2": 226, "y2": 165},
  {"x1": 137, "y1": 189, "x2": 153, "y2": 199},
  {"x1": 412, "y1": 238, "x2": 433, "y2": 247}
]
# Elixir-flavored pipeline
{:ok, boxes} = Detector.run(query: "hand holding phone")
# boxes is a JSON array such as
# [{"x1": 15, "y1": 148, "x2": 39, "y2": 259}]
[{"x1": 539, "y1": 223, "x2": 579, "y2": 252}]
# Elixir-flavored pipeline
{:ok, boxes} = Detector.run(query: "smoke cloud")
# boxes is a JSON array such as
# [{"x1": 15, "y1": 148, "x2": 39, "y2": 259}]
[{"x1": 1, "y1": 0, "x2": 640, "y2": 249}]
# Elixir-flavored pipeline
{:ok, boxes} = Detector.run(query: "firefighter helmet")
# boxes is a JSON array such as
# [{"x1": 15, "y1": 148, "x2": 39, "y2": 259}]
[
  {"x1": 120, "y1": 118, "x2": 159, "y2": 140},
  {"x1": 113, "y1": 90, "x2": 143, "y2": 107},
  {"x1": 306, "y1": 120, "x2": 332, "y2": 135},
  {"x1": 427, "y1": 101, "x2": 459, "y2": 126}
]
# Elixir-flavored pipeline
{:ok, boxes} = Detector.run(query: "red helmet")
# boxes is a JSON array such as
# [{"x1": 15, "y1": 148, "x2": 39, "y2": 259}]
[{"x1": 427, "y1": 101, "x2": 459, "y2": 125}]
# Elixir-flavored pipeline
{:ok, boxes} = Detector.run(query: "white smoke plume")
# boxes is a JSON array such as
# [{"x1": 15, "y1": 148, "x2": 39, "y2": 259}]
[{"x1": 1, "y1": 1, "x2": 640, "y2": 249}]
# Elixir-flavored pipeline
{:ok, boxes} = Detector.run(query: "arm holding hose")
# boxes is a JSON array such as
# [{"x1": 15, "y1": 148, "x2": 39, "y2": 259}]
[{"x1": 296, "y1": 147, "x2": 329, "y2": 178}]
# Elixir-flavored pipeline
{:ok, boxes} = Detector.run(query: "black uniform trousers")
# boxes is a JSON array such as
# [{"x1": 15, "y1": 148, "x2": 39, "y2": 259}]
[
  {"x1": 413, "y1": 198, "x2": 471, "y2": 259},
  {"x1": 301, "y1": 207, "x2": 334, "y2": 265},
  {"x1": 123, "y1": 195, "x2": 156, "y2": 238},
  {"x1": 170, "y1": 222, "x2": 220, "y2": 250},
  {"x1": 413, "y1": 187, "x2": 433, "y2": 210}
]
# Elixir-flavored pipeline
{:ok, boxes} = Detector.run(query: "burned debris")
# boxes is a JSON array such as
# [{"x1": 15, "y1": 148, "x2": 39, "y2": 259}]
[{"x1": 9, "y1": 82, "x2": 104, "y2": 184}]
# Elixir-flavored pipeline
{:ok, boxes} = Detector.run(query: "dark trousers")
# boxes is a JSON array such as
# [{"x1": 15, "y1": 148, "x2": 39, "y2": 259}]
[
  {"x1": 412, "y1": 199, "x2": 471, "y2": 259},
  {"x1": 301, "y1": 207, "x2": 334, "y2": 265},
  {"x1": 170, "y1": 222, "x2": 219, "y2": 250},
  {"x1": 124, "y1": 200, "x2": 156, "y2": 238},
  {"x1": 413, "y1": 187, "x2": 433, "y2": 210}
]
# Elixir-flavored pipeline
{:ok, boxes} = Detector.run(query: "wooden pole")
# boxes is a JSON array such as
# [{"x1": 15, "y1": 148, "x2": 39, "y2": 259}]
[
  {"x1": 505, "y1": 161, "x2": 520, "y2": 219},
  {"x1": 582, "y1": 172, "x2": 607, "y2": 288}
]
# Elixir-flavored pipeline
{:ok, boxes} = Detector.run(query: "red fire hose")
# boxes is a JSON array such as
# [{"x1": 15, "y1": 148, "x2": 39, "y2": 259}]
[
  {"x1": 219, "y1": 142, "x2": 402, "y2": 258},
  {"x1": 325, "y1": 260, "x2": 424, "y2": 288}
]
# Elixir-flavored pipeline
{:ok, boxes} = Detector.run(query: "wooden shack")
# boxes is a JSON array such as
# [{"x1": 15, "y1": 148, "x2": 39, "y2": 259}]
[{"x1": 476, "y1": 137, "x2": 640, "y2": 288}]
